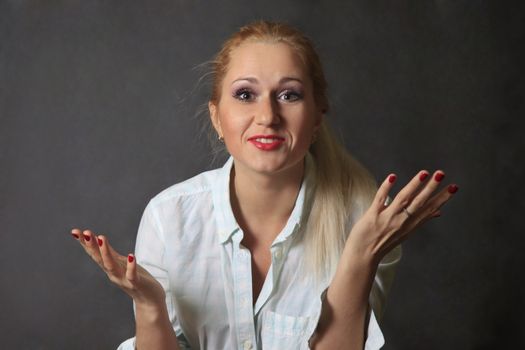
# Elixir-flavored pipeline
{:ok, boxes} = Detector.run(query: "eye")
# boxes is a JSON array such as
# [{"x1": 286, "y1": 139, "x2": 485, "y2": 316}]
[
  {"x1": 233, "y1": 88, "x2": 255, "y2": 102},
  {"x1": 278, "y1": 90, "x2": 303, "y2": 102}
]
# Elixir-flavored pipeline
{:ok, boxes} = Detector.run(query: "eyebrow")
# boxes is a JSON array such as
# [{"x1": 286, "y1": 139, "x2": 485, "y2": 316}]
[{"x1": 231, "y1": 76, "x2": 304, "y2": 85}]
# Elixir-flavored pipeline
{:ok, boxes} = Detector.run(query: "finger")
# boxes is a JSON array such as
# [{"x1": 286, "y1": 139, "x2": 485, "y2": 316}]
[
  {"x1": 71, "y1": 228, "x2": 81, "y2": 240},
  {"x1": 405, "y1": 170, "x2": 446, "y2": 216},
  {"x1": 406, "y1": 184, "x2": 458, "y2": 232},
  {"x1": 75, "y1": 227, "x2": 87, "y2": 245},
  {"x1": 423, "y1": 183, "x2": 458, "y2": 217},
  {"x1": 98, "y1": 235, "x2": 123, "y2": 277},
  {"x1": 82, "y1": 229, "x2": 93, "y2": 244},
  {"x1": 73, "y1": 227, "x2": 91, "y2": 250},
  {"x1": 126, "y1": 254, "x2": 137, "y2": 284},
  {"x1": 81, "y1": 230, "x2": 104, "y2": 266},
  {"x1": 372, "y1": 173, "x2": 397, "y2": 212},
  {"x1": 387, "y1": 170, "x2": 430, "y2": 215}
]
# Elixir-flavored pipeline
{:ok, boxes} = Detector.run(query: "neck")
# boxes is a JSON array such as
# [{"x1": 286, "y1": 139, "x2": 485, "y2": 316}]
[{"x1": 230, "y1": 160, "x2": 304, "y2": 241}]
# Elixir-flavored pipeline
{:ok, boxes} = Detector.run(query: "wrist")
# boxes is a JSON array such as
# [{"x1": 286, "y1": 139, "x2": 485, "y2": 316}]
[
  {"x1": 135, "y1": 299, "x2": 168, "y2": 322},
  {"x1": 329, "y1": 244, "x2": 378, "y2": 300},
  {"x1": 338, "y1": 252, "x2": 378, "y2": 282},
  {"x1": 342, "y1": 238, "x2": 381, "y2": 272},
  {"x1": 132, "y1": 285, "x2": 166, "y2": 309}
]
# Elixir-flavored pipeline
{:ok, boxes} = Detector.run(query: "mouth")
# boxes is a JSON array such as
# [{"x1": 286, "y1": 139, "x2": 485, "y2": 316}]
[{"x1": 247, "y1": 135, "x2": 285, "y2": 151}]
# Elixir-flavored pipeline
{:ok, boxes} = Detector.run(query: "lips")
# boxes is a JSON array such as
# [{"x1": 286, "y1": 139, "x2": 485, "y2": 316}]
[{"x1": 247, "y1": 134, "x2": 285, "y2": 151}]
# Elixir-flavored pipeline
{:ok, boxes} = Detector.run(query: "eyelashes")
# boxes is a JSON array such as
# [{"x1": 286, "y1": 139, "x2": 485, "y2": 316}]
[
  {"x1": 232, "y1": 88, "x2": 303, "y2": 102},
  {"x1": 233, "y1": 88, "x2": 254, "y2": 101},
  {"x1": 279, "y1": 90, "x2": 303, "y2": 102}
]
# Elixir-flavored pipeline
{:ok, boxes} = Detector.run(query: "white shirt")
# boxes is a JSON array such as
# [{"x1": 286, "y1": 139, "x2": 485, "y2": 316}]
[{"x1": 118, "y1": 155, "x2": 401, "y2": 350}]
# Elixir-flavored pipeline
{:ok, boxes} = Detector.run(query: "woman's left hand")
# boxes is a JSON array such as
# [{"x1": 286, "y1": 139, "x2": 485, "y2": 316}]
[{"x1": 346, "y1": 170, "x2": 458, "y2": 264}]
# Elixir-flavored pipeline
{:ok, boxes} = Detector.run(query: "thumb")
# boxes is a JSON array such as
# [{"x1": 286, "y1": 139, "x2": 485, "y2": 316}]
[{"x1": 125, "y1": 254, "x2": 138, "y2": 285}]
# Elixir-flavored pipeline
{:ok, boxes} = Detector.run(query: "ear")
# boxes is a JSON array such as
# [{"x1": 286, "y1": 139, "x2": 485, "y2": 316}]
[{"x1": 208, "y1": 101, "x2": 222, "y2": 137}]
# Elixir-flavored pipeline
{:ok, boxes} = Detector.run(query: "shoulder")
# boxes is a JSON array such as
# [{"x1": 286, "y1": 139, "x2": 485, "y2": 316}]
[
  {"x1": 140, "y1": 166, "x2": 225, "y2": 246},
  {"x1": 148, "y1": 167, "x2": 222, "y2": 210}
]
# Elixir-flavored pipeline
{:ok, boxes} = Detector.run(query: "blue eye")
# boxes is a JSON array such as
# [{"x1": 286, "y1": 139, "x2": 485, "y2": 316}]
[
  {"x1": 279, "y1": 90, "x2": 302, "y2": 102},
  {"x1": 234, "y1": 88, "x2": 254, "y2": 101}
]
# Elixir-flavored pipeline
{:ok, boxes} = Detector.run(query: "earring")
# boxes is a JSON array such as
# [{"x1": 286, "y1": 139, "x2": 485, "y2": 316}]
[{"x1": 218, "y1": 135, "x2": 224, "y2": 143}]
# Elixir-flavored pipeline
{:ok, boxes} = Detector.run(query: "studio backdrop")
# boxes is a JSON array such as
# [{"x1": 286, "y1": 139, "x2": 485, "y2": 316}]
[{"x1": 1, "y1": 1, "x2": 524, "y2": 349}]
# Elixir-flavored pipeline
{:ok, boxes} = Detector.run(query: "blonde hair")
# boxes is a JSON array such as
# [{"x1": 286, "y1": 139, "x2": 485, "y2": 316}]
[{"x1": 210, "y1": 20, "x2": 377, "y2": 280}]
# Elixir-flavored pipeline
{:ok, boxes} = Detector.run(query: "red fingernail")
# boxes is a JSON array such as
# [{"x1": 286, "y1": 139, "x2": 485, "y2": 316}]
[
  {"x1": 419, "y1": 172, "x2": 429, "y2": 181},
  {"x1": 71, "y1": 233, "x2": 79, "y2": 239},
  {"x1": 448, "y1": 184, "x2": 459, "y2": 194},
  {"x1": 388, "y1": 175, "x2": 396, "y2": 183},
  {"x1": 83, "y1": 234, "x2": 91, "y2": 242},
  {"x1": 97, "y1": 238, "x2": 103, "y2": 247},
  {"x1": 128, "y1": 255, "x2": 134, "y2": 263},
  {"x1": 434, "y1": 172, "x2": 445, "y2": 182}
]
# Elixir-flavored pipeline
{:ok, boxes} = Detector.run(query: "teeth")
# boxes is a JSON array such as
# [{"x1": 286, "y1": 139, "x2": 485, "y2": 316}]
[{"x1": 255, "y1": 138, "x2": 280, "y2": 144}]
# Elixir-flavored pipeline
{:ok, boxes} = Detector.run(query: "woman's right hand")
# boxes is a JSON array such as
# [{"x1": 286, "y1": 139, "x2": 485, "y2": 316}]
[{"x1": 71, "y1": 228, "x2": 166, "y2": 309}]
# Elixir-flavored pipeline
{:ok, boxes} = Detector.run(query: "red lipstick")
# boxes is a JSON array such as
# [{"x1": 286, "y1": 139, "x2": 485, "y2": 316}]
[{"x1": 247, "y1": 134, "x2": 285, "y2": 151}]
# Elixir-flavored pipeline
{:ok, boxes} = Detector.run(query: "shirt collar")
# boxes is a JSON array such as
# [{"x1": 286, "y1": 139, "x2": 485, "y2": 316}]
[
  {"x1": 212, "y1": 156, "x2": 239, "y2": 243},
  {"x1": 212, "y1": 153, "x2": 316, "y2": 245}
]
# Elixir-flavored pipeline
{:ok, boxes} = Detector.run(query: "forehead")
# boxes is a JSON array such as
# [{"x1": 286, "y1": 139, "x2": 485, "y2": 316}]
[{"x1": 224, "y1": 41, "x2": 308, "y2": 82}]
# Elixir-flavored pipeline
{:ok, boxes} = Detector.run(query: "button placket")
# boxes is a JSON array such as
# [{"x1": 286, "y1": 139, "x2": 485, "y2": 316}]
[
  {"x1": 232, "y1": 235, "x2": 256, "y2": 349},
  {"x1": 243, "y1": 340, "x2": 253, "y2": 350},
  {"x1": 273, "y1": 247, "x2": 282, "y2": 260}
]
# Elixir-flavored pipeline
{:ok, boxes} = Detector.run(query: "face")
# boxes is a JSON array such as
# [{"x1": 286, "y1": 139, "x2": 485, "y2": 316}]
[{"x1": 209, "y1": 42, "x2": 322, "y2": 178}]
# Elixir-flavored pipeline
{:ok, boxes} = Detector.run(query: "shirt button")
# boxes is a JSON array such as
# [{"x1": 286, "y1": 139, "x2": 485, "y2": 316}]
[
  {"x1": 243, "y1": 340, "x2": 252, "y2": 350},
  {"x1": 273, "y1": 248, "x2": 282, "y2": 260}
]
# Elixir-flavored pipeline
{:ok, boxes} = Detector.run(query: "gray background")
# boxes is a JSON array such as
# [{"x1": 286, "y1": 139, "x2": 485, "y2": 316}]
[{"x1": 1, "y1": 1, "x2": 524, "y2": 349}]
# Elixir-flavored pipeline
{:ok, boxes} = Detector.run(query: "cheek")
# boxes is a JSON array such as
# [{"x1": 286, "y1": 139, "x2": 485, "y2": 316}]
[
  {"x1": 219, "y1": 110, "x2": 250, "y2": 138},
  {"x1": 288, "y1": 109, "x2": 317, "y2": 139}
]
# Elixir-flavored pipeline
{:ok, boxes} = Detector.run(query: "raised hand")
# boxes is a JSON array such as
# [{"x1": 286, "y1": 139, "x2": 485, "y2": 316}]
[
  {"x1": 70, "y1": 229, "x2": 165, "y2": 308},
  {"x1": 346, "y1": 170, "x2": 458, "y2": 264}
]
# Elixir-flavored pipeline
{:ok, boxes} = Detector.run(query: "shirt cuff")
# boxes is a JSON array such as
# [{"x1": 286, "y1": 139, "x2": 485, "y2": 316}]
[
  {"x1": 365, "y1": 309, "x2": 385, "y2": 350},
  {"x1": 117, "y1": 335, "x2": 192, "y2": 349},
  {"x1": 116, "y1": 337, "x2": 135, "y2": 350}
]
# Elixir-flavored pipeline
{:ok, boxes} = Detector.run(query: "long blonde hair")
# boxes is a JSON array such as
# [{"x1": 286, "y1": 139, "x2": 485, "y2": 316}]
[{"x1": 209, "y1": 20, "x2": 377, "y2": 280}]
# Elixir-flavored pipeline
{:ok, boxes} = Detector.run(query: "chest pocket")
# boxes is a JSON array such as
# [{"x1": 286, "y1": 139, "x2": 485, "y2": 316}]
[{"x1": 260, "y1": 310, "x2": 316, "y2": 350}]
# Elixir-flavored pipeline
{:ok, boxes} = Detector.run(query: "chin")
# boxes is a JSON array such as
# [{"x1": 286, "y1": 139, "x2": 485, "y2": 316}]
[{"x1": 240, "y1": 153, "x2": 304, "y2": 176}]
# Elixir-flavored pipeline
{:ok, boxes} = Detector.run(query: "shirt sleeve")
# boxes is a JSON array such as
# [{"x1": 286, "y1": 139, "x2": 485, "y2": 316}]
[
  {"x1": 116, "y1": 200, "x2": 191, "y2": 349},
  {"x1": 366, "y1": 244, "x2": 402, "y2": 349},
  {"x1": 370, "y1": 244, "x2": 402, "y2": 321}
]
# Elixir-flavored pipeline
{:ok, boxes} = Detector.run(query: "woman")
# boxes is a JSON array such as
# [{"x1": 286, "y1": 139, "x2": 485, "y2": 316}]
[{"x1": 71, "y1": 21, "x2": 458, "y2": 349}]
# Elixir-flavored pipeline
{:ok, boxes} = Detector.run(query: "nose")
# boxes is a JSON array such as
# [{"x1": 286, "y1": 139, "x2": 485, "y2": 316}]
[{"x1": 254, "y1": 96, "x2": 280, "y2": 126}]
